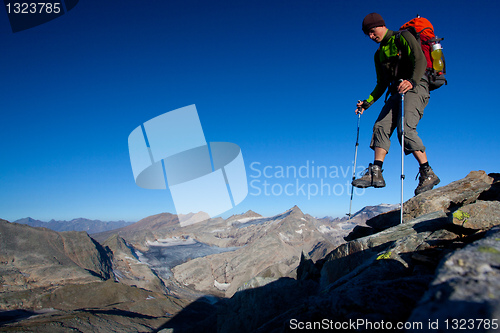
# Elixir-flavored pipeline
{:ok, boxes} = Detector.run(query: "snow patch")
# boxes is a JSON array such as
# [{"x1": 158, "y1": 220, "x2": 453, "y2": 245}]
[
  {"x1": 339, "y1": 222, "x2": 356, "y2": 230},
  {"x1": 318, "y1": 225, "x2": 334, "y2": 234},
  {"x1": 146, "y1": 236, "x2": 196, "y2": 247},
  {"x1": 235, "y1": 217, "x2": 261, "y2": 223},
  {"x1": 135, "y1": 250, "x2": 150, "y2": 266},
  {"x1": 295, "y1": 229, "x2": 303, "y2": 234},
  {"x1": 214, "y1": 280, "x2": 230, "y2": 291},
  {"x1": 279, "y1": 232, "x2": 290, "y2": 241},
  {"x1": 113, "y1": 270, "x2": 124, "y2": 280},
  {"x1": 211, "y1": 228, "x2": 228, "y2": 233}
]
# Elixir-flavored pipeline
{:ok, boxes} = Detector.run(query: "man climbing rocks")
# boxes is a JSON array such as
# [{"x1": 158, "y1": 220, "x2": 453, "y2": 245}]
[{"x1": 352, "y1": 12, "x2": 440, "y2": 195}]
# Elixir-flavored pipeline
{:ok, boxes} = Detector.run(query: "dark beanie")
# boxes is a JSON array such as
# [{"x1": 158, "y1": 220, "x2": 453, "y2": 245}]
[{"x1": 362, "y1": 13, "x2": 385, "y2": 34}]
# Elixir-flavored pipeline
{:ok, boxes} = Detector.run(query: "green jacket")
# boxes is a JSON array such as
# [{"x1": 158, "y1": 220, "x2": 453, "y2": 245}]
[{"x1": 365, "y1": 29, "x2": 427, "y2": 108}]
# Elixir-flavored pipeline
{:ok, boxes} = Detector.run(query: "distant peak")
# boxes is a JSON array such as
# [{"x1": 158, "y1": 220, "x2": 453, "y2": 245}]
[
  {"x1": 242, "y1": 210, "x2": 262, "y2": 218},
  {"x1": 225, "y1": 210, "x2": 262, "y2": 223},
  {"x1": 178, "y1": 211, "x2": 211, "y2": 226},
  {"x1": 288, "y1": 205, "x2": 304, "y2": 215}
]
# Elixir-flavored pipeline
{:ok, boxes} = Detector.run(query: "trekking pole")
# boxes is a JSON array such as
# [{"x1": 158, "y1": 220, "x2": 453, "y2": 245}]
[
  {"x1": 400, "y1": 91, "x2": 405, "y2": 224},
  {"x1": 347, "y1": 102, "x2": 362, "y2": 220}
]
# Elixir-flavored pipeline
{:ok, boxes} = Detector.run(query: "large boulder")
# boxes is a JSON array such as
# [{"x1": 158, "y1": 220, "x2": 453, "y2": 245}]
[
  {"x1": 449, "y1": 200, "x2": 500, "y2": 231},
  {"x1": 403, "y1": 171, "x2": 498, "y2": 221},
  {"x1": 320, "y1": 211, "x2": 449, "y2": 288},
  {"x1": 407, "y1": 226, "x2": 500, "y2": 331}
]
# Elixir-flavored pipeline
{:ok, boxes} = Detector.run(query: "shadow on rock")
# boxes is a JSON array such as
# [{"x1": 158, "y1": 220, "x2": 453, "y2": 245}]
[
  {"x1": 0, "y1": 310, "x2": 37, "y2": 326},
  {"x1": 156, "y1": 278, "x2": 318, "y2": 333},
  {"x1": 153, "y1": 295, "x2": 220, "y2": 333}
]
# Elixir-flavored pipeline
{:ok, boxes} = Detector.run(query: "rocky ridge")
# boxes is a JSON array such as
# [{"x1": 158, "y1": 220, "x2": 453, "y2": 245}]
[
  {"x1": 170, "y1": 206, "x2": 328, "y2": 297},
  {"x1": 0, "y1": 221, "x2": 113, "y2": 297},
  {"x1": 102, "y1": 234, "x2": 167, "y2": 293},
  {"x1": 0, "y1": 221, "x2": 188, "y2": 332},
  {"x1": 158, "y1": 171, "x2": 500, "y2": 332}
]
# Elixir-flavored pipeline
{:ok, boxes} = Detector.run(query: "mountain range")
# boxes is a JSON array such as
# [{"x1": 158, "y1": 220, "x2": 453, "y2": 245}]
[
  {"x1": 1, "y1": 202, "x2": 384, "y2": 331},
  {"x1": 91, "y1": 204, "x2": 384, "y2": 298},
  {"x1": 318, "y1": 203, "x2": 398, "y2": 224},
  {"x1": 1, "y1": 170, "x2": 499, "y2": 332},
  {"x1": 13, "y1": 217, "x2": 134, "y2": 234}
]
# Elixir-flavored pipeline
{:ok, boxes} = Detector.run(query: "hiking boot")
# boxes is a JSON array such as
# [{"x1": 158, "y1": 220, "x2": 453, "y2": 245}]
[
  {"x1": 415, "y1": 165, "x2": 440, "y2": 195},
  {"x1": 352, "y1": 163, "x2": 386, "y2": 188}
]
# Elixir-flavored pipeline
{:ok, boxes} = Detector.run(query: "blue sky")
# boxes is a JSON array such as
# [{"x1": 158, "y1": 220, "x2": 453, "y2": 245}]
[{"x1": 1, "y1": 0, "x2": 499, "y2": 222}]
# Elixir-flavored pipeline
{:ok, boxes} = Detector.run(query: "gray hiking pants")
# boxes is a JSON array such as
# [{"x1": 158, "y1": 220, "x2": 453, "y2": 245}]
[{"x1": 370, "y1": 80, "x2": 430, "y2": 155}]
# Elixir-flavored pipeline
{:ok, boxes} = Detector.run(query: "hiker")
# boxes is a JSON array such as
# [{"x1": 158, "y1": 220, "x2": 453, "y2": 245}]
[{"x1": 352, "y1": 12, "x2": 440, "y2": 195}]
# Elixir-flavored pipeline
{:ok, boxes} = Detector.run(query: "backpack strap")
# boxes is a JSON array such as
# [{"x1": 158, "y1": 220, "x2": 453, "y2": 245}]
[
  {"x1": 393, "y1": 32, "x2": 403, "y2": 81},
  {"x1": 392, "y1": 31, "x2": 419, "y2": 92}
]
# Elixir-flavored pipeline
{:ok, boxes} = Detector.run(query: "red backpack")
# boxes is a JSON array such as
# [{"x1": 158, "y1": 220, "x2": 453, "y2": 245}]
[{"x1": 397, "y1": 16, "x2": 447, "y2": 91}]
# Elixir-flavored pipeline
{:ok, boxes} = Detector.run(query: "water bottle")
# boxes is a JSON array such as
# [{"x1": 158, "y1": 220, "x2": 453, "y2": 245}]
[{"x1": 431, "y1": 39, "x2": 444, "y2": 71}]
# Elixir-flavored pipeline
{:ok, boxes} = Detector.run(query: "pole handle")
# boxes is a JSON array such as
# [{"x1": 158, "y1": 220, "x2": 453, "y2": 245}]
[{"x1": 356, "y1": 100, "x2": 363, "y2": 114}]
